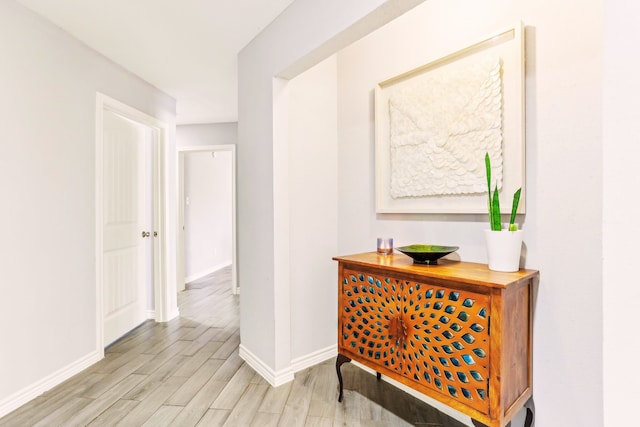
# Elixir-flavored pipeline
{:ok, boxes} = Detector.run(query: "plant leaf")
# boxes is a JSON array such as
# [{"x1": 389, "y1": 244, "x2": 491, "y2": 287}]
[
  {"x1": 485, "y1": 153, "x2": 492, "y2": 197},
  {"x1": 485, "y1": 153, "x2": 494, "y2": 227},
  {"x1": 509, "y1": 188, "x2": 521, "y2": 227},
  {"x1": 491, "y1": 184, "x2": 501, "y2": 231}
]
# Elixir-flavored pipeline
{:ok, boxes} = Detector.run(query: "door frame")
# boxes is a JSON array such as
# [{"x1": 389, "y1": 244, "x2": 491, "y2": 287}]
[
  {"x1": 177, "y1": 145, "x2": 238, "y2": 295},
  {"x1": 95, "y1": 93, "x2": 171, "y2": 350}
]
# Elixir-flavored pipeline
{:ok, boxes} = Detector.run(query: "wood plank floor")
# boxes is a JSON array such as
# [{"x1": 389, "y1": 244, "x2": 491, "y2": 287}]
[{"x1": 0, "y1": 267, "x2": 468, "y2": 427}]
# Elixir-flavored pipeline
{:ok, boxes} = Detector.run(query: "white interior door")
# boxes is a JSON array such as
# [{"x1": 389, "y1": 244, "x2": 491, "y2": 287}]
[{"x1": 103, "y1": 110, "x2": 152, "y2": 346}]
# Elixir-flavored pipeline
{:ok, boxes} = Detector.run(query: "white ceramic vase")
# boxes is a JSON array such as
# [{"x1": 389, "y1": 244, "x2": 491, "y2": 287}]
[{"x1": 484, "y1": 229, "x2": 523, "y2": 272}]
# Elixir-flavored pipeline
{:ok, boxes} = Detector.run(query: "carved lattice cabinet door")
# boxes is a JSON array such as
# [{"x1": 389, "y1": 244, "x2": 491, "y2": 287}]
[
  {"x1": 400, "y1": 282, "x2": 491, "y2": 415},
  {"x1": 340, "y1": 269, "x2": 403, "y2": 370},
  {"x1": 339, "y1": 269, "x2": 491, "y2": 415}
]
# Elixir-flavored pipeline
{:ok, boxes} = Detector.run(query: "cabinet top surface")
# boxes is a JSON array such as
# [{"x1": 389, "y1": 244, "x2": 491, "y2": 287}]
[{"x1": 333, "y1": 252, "x2": 539, "y2": 288}]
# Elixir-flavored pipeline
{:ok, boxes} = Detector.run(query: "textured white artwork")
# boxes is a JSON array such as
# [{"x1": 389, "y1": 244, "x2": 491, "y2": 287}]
[{"x1": 388, "y1": 55, "x2": 503, "y2": 198}]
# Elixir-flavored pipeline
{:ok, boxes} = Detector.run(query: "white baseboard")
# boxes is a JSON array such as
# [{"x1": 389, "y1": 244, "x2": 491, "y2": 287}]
[
  {"x1": 184, "y1": 262, "x2": 231, "y2": 284},
  {"x1": 148, "y1": 305, "x2": 180, "y2": 324},
  {"x1": 165, "y1": 307, "x2": 180, "y2": 322},
  {"x1": 290, "y1": 344, "x2": 337, "y2": 373},
  {"x1": 239, "y1": 344, "x2": 294, "y2": 387},
  {"x1": 0, "y1": 349, "x2": 103, "y2": 418},
  {"x1": 239, "y1": 344, "x2": 337, "y2": 388}
]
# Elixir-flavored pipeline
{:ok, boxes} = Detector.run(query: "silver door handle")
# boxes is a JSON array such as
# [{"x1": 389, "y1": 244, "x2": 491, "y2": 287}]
[{"x1": 141, "y1": 231, "x2": 150, "y2": 238}]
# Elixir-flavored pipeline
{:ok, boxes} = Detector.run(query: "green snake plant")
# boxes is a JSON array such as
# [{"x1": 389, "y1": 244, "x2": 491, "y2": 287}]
[{"x1": 485, "y1": 153, "x2": 521, "y2": 231}]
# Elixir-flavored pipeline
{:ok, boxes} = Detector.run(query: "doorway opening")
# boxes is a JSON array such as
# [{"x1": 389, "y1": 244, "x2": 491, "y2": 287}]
[{"x1": 177, "y1": 145, "x2": 238, "y2": 295}]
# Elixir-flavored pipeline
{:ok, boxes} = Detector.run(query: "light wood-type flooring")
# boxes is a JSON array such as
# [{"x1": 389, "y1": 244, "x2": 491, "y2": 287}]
[{"x1": 0, "y1": 267, "x2": 467, "y2": 427}]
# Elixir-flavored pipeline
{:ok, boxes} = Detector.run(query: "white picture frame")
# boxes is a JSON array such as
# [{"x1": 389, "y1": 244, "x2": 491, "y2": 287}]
[{"x1": 375, "y1": 23, "x2": 525, "y2": 214}]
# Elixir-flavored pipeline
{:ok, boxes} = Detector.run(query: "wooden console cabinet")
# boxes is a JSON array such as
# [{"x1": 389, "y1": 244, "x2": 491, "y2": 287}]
[{"x1": 334, "y1": 252, "x2": 538, "y2": 427}]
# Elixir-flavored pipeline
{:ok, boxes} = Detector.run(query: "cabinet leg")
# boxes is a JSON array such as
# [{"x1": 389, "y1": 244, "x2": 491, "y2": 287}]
[
  {"x1": 524, "y1": 398, "x2": 535, "y2": 427},
  {"x1": 470, "y1": 398, "x2": 534, "y2": 427},
  {"x1": 471, "y1": 420, "x2": 508, "y2": 427},
  {"x1": 336, "y1": 353, "x2": 351, "y2": 402}
]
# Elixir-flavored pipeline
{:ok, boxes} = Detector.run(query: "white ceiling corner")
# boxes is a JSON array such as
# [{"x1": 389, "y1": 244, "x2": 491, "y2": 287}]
[{"x1": 15, "y1": 0, "x2": 296, "y2": 124}]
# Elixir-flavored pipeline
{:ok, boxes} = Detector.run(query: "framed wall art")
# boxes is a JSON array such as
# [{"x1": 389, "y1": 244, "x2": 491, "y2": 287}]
[{"x1": 375, "y1": 22, "x2": 525, "y2": 214}]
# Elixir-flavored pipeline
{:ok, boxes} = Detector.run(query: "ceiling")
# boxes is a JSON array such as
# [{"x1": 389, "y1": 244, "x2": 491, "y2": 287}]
[{"x1": 16, "y1": 0, "x2": 295, "y2": 125}]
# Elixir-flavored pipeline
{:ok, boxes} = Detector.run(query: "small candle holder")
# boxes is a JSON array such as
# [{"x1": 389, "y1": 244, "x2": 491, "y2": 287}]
[{"x1": 377, "y1": 237, "x2": 393, "y2": 255}]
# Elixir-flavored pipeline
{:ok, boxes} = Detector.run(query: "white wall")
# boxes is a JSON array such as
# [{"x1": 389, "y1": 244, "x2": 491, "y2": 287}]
[
  {"x1": 183, "y1": 151, "x2": 233, "y2": 281},
  {"x1": 0, "y1": 0, "x2": 176, "y2": 416},
  {"x1": 177, "y1": 122, "x2": 238, "y2": 148},
  {"x1": 238, "y1": 0, "x2": 425, "y2": 380},
  {"x1": 336, "y1": 1, "x2": 603, "y2": 425},
  {"x1": 288, "y1": 56, "x2": 339, "y2": 361},
  {"x1": 603, "y1": 1, "x2": 640, "y2": 425}
]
